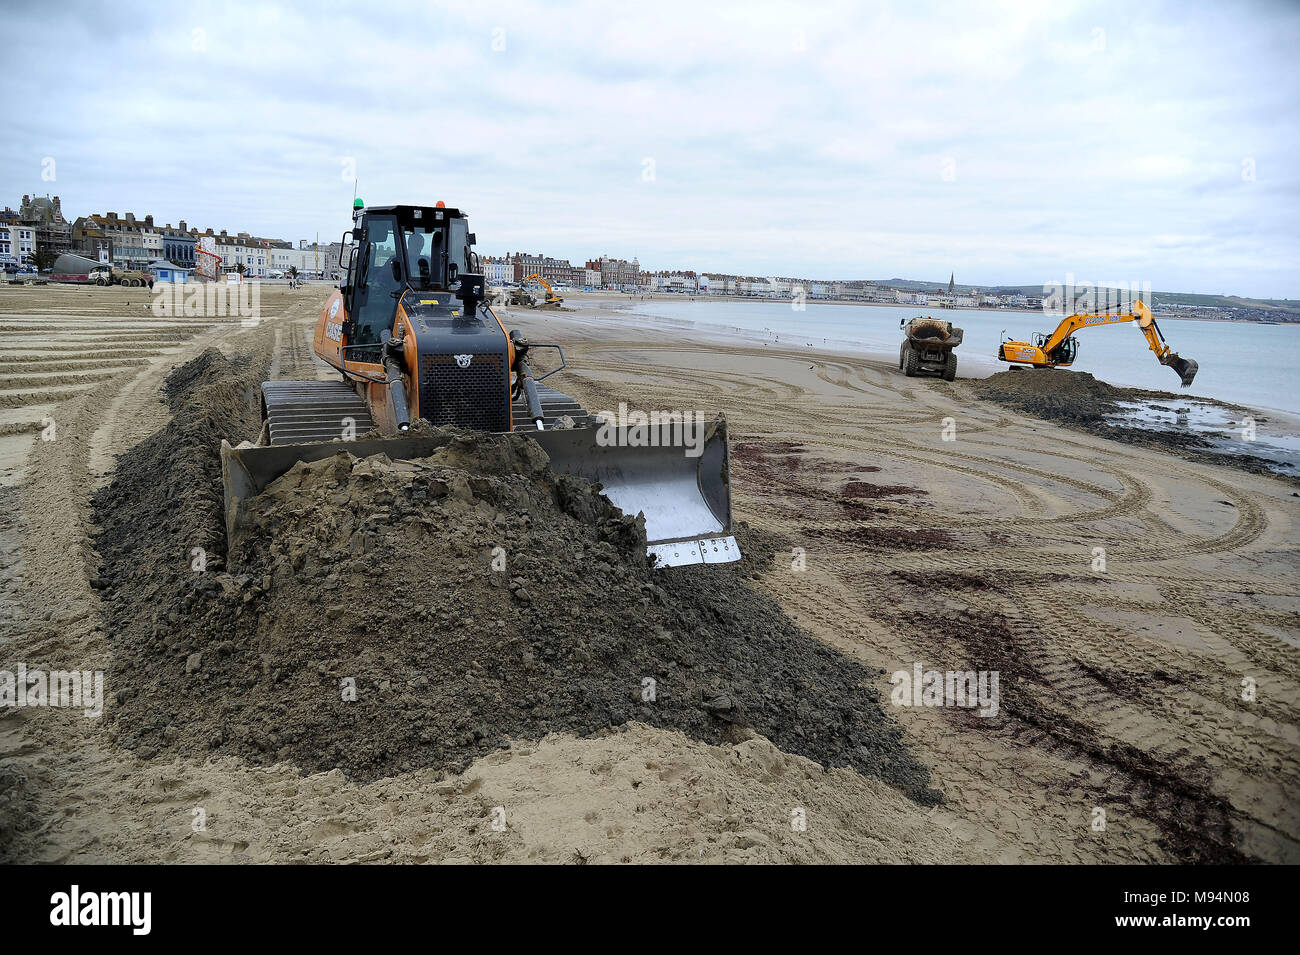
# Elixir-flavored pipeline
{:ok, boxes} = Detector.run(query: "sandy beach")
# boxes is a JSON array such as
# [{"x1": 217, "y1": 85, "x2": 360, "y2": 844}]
[{"x1": 1, "y1": 284, "x2": 1297, "y2": 864}]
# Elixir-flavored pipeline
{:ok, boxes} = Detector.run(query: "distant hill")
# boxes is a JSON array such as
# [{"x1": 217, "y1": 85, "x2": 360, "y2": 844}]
[{"x1": 865, "y1": 278, "x2": 1300, "y2": 321}]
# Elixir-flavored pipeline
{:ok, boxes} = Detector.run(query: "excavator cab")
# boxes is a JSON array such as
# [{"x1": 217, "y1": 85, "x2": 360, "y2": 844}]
[{"x1": 1033, "y1": 331, "x2": 1078, "y2": 366}]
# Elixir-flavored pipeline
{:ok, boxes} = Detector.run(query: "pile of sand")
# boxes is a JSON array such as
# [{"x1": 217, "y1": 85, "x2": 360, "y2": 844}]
[
  {"x1": 969, "y1": 367, "x2": 1128, "y2": 425},
  {"x1": 91, "y1": 352, "x2": 939, "y2": 804}
]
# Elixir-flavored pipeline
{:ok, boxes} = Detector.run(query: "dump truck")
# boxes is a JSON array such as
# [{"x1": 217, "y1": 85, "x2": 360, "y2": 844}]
[
  {"x1": 998, "y1": 299, "x2": 1197, "y2": 387},
  {"x1": 92, "y1": 265, "x2": 152, "y2": 287},
  {"x1": 506, "y1": 285, "x2": 535, "y2": 307},
  {"x1": 899, "y1": 315, "x2": 963, "y2": 380},
  {"x1": 48, "y1": 253, "x2": 151, "y2": 286},
  {"x1": 221, "y1": 200, "x2": 739, "y2": 568}
]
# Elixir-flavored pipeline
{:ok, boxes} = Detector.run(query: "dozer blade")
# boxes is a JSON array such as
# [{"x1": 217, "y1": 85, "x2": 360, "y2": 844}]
[
  {"x1": 1164, "y1": 353, "x2": 1198, "y2": 387},
  {"x1": 529, "y1": 415, "x2": 738, "y2": 567},
  {"x1": 220, "y1": 415, "x2": 738, "y2": 569},
  {"x1": 221, "y1": 433, "x2": 460, "y2": 545}
]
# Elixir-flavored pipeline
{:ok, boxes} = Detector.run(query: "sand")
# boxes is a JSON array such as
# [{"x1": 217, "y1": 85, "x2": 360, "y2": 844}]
[{"x1": 1, "y1": 284, "x2": 1297, "y2": 864}]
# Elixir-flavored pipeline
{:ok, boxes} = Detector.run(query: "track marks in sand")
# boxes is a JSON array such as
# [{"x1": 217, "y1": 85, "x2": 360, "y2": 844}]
[{"x1": 545, "y1": 336, "x2": 1300, "y2": 863}]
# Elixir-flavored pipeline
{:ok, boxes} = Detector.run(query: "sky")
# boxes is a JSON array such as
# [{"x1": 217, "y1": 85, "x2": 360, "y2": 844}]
[{"x1": 4, "y1": 0, "x2": 1298, "y2": 297}]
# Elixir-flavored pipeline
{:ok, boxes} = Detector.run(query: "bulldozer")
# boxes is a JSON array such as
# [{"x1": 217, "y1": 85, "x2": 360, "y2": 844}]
[
  {"x1": 997, "y1": 299, "x2": 1198, "y2": 387},
  {"x1": 220, "y1": 201, "x2": 738, "y2": 567}
]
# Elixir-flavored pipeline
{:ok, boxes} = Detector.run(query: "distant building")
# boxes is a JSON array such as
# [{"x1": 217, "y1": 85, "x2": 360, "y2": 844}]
[
  {"x1": 71, "y1": 212, "x2": 163, "y2": 268},
  {"x1": 699, "y1": 273, "x2": 735, "y2": 295},
  {"x1": 508, "y1": 252, "x2": 579, "y2": 286},
  {"x1": 0, "y1": 211, "x2": 36, "y2": 266},
  {"x1": 160, "y1": 222, "x2": 197, "y2": 268},
  {"x1": 647, "y1": 270, "x2": 698, "y2": 292},
  {"x1": 482, "y1": 256, "x2": 510, "y2": 285},
  {"x1": 266, "y1": 241, "x2": 331, "y2": 275},
  {"x1": 18, "y1": 194, "x2": 73, "y2": 256},
  {"x1": 207, "y1": 230, "x2": 270, "y2": 277},
  {"x1": 586, "y1": 255, "x2": 640, "y2": 289}
]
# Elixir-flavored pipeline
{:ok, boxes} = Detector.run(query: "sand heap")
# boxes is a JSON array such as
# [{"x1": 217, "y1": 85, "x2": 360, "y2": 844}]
[
  {"x1": 92, "y1": 351, "x2": 939, "y2": 803},
  {"x1": 970, "y1": 367, "x2": 1129, "y2": 425}
]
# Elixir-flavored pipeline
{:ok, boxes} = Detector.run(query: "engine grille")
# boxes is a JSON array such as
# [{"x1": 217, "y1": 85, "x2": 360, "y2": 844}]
[{"x1": 418, "y1": 353, "x2": 508, "y2": 432}]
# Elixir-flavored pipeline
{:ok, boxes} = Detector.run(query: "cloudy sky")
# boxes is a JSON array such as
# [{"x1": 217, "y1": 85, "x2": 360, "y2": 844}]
[{"x1": 5, "y1": 0, "x2": 1298, "y2": 296}]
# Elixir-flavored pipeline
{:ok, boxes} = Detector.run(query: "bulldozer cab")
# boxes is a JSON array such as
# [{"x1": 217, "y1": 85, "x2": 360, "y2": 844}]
[{"x1": 344, "y1": 205, "x2": 477, "y2": 349}]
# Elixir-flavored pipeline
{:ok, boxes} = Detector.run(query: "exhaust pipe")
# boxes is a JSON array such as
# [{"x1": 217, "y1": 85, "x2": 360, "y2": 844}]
[
  {"x1": 383, "y1": 337, "x2": 411, "y2": 431},
  {"x1": 509, "y1": 330, "x2": 547, "y2": 430}
]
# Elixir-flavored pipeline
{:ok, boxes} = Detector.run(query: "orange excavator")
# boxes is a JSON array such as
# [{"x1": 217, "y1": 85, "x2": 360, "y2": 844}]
[
  {"x1": 997, "y1": 299, "x2": 1198, "y2": 386},
  {"x1": 521, "y1": 273, "x2": 563, "y2": 307}
]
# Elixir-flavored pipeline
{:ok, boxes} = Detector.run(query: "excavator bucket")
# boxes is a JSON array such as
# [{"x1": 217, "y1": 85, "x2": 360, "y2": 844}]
[
  {"x1": 1163, "y1": 353, "x2": 1199, "y2": 387},
  {"x1": 220, "y1": 416, "x2": 738, "y2": 569}
]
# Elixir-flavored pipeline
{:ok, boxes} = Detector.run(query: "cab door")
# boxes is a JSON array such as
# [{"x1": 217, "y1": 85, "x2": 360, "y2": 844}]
[{"x1": 349, "y1": 214, "x2": 401, "y2": 358}]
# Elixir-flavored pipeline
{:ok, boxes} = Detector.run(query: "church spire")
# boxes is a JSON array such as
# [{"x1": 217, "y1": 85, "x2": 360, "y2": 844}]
[{"x1": 948, "y1": 272, "x2": 955, "y2": 294}]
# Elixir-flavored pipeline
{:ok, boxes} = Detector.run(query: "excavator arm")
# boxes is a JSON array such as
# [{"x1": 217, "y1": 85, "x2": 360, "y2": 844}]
[
  {"x1": 1040, "y1": 308, "x2": 1139, "y2": 353},
  {"x1": 1055, "y1": 300, "x2": 1198, "y2": 386}
]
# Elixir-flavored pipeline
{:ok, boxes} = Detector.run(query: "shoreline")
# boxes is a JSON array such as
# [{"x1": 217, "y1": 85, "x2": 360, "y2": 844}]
[
  {"x1": 516, "y1": 297, "x2": 1300, "y2": 437},
  {"x1": 558, "y1": 290, "x2": 1298, "y2": 325}
]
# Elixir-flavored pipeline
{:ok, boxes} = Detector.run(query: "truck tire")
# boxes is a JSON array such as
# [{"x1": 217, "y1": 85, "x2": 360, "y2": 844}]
[
  {"x1": 903, "y1": 345, "x2": 920, "y2": 377},
  {"x1": 942, "y1": 352, "x2": 957, "y2": 381}
]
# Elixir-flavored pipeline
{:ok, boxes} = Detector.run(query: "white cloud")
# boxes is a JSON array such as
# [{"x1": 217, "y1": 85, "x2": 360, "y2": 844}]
[{"x1": 2, "y1": 0, "x2": 1297, "y2": 296}]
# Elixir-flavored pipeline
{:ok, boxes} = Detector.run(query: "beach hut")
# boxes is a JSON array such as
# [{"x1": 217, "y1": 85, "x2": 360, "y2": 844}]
[{"x1": 149, "y1": 260, "x2": 191, "y2": 283}]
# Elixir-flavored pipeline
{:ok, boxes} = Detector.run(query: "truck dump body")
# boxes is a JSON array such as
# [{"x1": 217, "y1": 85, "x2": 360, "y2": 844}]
[{"x1": 49, "y1": 252, "x2": 103, "y2": 283}]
